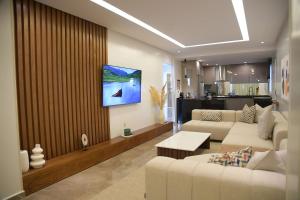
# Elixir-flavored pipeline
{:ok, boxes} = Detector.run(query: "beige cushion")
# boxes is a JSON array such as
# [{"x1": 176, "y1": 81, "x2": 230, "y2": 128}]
[
  {"x1": 239, "y1": 104, "x2": 256, "y2": 124},
  {"x1": 145, "y1": 156, "x2": 176, "y2": 200},
  {"x1": 222, "y1": 122, "x2": 273, "y2": 150},
  {"x1": 167, "y1": 159, "x2": 199, "y2": 200},
  {"x1": 255, "y1": 104, "x2": 274, "y2": 123},
  {"x1": 255, "y1": 104, "x2": 264, "y2": 123},
  {"x1": 272, "y1": 111, "x2": 288, "y2": 150},
  {"x1": 182, "y1": 120, "x2": 234, "y2": 140},
  {"x1": 251, "y1": 170, "x2": 286, "y2": 200},
  {"x1": 279, "y1": 138, "x2": 288, "y2": 150},
  {"x1": 201, "y1": 111, "x2": 222, "y2": 121},
  {"x1": 184, "y1": 153, "x2": 221, "y2": 163},
  {"x1": 257, "y1": 106, "x2": 275, "y2": 139},
  {"x1": 246, "y1": 150, "x2": 286, "y2": 174},
  {"x1": 221, "y1": 110, "x2": 236, "y2": 122}
]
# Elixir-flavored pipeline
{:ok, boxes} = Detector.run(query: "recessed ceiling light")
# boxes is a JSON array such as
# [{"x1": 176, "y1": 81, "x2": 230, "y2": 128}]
[
  {"x1": 260, "y1": 41, "x2": 265, "y2": 44},
  {"x1": 244, "y1": 61, "x2": 247, "y2": 64},
  {"x1": 177, "y1": 50, "x2": 181, "y2": 53},
  {"x1": 231, "y1": 0, "x2": 249, "y2": 41},
  {"x1": 90, "y1": 0, "x2": 249, "y2": 48},
  {"x1": 234, "y1": 73, "x2": 238, "y2": 76},
  {"x1": 89, "y1": 0, "x2": 185, "y2": 48},
  {"x1": 206, "y1": 64, "x2": 209, "y2": 66}
]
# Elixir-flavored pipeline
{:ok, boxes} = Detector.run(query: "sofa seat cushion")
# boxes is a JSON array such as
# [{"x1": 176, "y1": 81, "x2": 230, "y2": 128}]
[
  {"x1": 222, "y1": 122, "x2": 273, "y2": 151},
  {"x1": 184, "y1": 153, "x2": 221, "y2": 163},
  {"x1": 182, "y1": 120, "x2": 234, "y2": 141}
]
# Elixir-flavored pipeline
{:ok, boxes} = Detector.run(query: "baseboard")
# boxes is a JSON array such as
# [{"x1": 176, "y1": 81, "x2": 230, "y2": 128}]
[
  {"x1": 3, "y1": 190, "x2": 25, "y2": 200},
  {"x1": 22, "y1": 122, "x2": 173, "y2": 195}
]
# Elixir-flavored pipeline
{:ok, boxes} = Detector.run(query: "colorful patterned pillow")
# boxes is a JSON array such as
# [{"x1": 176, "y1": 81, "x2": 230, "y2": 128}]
[
  {"x1": 201, "y1": 111, "x2": 222, "y2": 121},
  {"x1": 239, "y1": 104, "x2": 256, "y2": 124},
  {"x1": 208, "y1": 147, "x2": 253, "y2": 167}
]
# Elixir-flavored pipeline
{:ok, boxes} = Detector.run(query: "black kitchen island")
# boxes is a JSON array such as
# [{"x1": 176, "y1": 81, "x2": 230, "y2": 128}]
[{"x1": 177, "y1": 95, "x2": 272, "y2": 123}]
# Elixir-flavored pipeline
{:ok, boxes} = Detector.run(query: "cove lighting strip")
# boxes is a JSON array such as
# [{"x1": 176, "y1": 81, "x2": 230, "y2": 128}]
[{"x1": 90, "y1": 0, "x2": 249, "y2": 48}]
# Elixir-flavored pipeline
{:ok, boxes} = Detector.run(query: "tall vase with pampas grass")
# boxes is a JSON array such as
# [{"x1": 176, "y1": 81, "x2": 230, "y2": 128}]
[{"x1": 149, "y1": 83, "x2": 167, "y2": 124}]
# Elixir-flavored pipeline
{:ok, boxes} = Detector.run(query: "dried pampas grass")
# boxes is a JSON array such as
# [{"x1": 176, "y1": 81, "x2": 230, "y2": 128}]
[{"x1": 149, "y1": 83, "x2": 167, "y2": 110}]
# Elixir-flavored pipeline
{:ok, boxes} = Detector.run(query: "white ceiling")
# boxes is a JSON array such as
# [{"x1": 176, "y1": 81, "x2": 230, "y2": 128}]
[{"x1": 36, "y1": 0, "x2": 288, "y2": 65}]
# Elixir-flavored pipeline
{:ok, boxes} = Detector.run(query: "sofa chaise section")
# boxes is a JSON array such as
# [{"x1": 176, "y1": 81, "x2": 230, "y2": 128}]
[
  {"x1": 182, "y1": 109, "x2": 288, "y2": 151},
  {"x1": 221, "y1": 122, "x2": 274, "y2": 152},
  {"x1": 145, "y1": 156, "x2": 286, "y2": 200},
  {"x1": 182, "y1": 110, "x2": 235, "y2": 140}
]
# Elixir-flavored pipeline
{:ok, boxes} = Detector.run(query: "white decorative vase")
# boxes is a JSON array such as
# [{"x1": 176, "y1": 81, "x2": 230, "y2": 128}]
[
  {"x1": 32, "y1": 144, "x2": 43, "y2": 154},
  {"x1": 159, "y1": 109, "x2": 165, "y2": 124},
  {"x1": 30, "y1": 144, "x2": 45, "y2": 169},
  {"x1": 20, "y1": 150, "x2": 29, "y2": 173}
]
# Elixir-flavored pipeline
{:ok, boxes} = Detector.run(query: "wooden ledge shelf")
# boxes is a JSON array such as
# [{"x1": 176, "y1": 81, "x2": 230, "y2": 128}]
[{"x1": 23, "y1": 122, "x2": 173, "y2": 195}]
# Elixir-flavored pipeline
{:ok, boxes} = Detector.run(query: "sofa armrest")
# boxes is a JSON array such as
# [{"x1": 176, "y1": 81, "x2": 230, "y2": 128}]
[
  {"x1": 145, "y1": 157, "x2": 176, "y2": 200},
  {"x1": 273, "y1": 122, "x2": 288, "y2": 150}
]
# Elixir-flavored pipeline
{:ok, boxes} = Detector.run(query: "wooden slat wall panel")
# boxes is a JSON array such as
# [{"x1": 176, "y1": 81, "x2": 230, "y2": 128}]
[{"x1": 14, "y1": 0, "x2": 110, "y2": 159}]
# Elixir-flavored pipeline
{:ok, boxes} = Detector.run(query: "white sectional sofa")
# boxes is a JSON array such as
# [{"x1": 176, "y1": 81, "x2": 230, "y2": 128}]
[
  {"x1": 182, "y1": 109, "x2": 288, "y2": 152},
  {"x1": 145, "y1": 139, "x2": 288, "y2": 200}
]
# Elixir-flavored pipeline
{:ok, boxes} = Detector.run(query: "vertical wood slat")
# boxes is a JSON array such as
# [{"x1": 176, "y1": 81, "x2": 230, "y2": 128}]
[
  {"x1": 15, "y1": 0, "x2": 28, "y2": 151},
  {"x1": 14, "y1": 0, "x2": 110, "y2": 160},
  {"x1": 35, "y1": 3, "x2": 46, "y2": 154},
  {"x1": 23, "y1": 0, "x2": 35, "y2": 152},
  {"x1": 41, "y1": 4, "x2": 52, "y2": 159}
]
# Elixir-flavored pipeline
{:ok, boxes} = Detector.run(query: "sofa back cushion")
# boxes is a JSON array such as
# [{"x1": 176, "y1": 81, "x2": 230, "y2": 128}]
[
  {"x1": 192, "y1": 109, "x2": 236, "y2": 122},
  {"x1": 246, "y1": 150, "x2": 286, "y2": 174},
  {"x1": 257, "y1": 106, "x2": 275, "y2": 139},
  {"x1": 272, "y1": 111, "x2": 288, "y2": 150}
]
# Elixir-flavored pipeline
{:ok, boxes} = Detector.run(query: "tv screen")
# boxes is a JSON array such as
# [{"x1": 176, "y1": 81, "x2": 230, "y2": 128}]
[{"x1": 102, "y1": 65, "x2": 142, "y2": 107}]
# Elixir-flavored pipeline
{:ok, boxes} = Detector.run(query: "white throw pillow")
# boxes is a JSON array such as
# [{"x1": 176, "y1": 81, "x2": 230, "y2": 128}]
[
  {"x1": 246, "y1": 150, "x2": 286, "y2": 174},
  {"x1": 255, "y1": 104, "x2": 273, "y2": 123},
  {"x1": 257, "y1": 106, "x2": 275, "y2": 139}
]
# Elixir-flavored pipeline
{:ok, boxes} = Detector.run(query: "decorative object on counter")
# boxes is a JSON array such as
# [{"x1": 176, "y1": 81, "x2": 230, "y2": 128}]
[
  {"x1": 30, "y1": 144, "x2": 45, "y2": 169},
  {"x1": 20, "y1": 150, "x2": 29, "y2": 173},
  {"x1": 123, "y1": 128, "x2": 132, "y2": 137},
  {"x1": 149, "y1": 82, "x2": 167, "y2": 124},
  {"x1": 179, "y1": 92, "x2": 184, "y2": 98},
  {"x1": 81, "y1": 133, "x2": 88, "y2": 150}
]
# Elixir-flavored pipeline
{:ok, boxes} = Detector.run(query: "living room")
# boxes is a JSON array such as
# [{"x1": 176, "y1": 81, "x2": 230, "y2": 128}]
[{"x1": 0, "y1": 0, "x2": 299, "y2": 200}]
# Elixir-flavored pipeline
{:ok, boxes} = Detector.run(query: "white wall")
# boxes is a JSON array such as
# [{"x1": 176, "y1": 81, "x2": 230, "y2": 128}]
[
  {"x1": 286, "y1": 0, "x2": 300, "y2": 199},
  {"x1": 272, "y1": 21, "x2": 289, "y2": 118},
  {"x1": 107, "y1": 30, "x2": 175, "y2": 138},
  {"x1": 0, "y1": 0, "x2": 24, "y2": 199}
]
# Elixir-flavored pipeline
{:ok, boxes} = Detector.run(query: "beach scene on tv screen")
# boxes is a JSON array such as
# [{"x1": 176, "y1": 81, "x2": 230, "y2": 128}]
[{"x1": 103, "y1": 65, "x2": 141, "y2": 106}]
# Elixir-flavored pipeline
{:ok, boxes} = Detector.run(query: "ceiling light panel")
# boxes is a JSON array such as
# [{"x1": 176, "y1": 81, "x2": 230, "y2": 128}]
[{"x1": 90, "y1": 0, "x2": 249, "y2": 48}]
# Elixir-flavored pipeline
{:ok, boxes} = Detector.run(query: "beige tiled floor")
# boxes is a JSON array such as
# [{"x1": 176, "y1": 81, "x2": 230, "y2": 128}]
[{"x1": 25, "y1": 131, "x2": 221, "y2": 200}]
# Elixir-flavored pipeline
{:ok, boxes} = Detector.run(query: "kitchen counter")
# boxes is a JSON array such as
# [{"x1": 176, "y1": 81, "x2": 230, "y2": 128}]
[
  {"x1": 212, "y1": 95, "x2": 271, "y2": 98},
  {"x1": 177, "y1": 95, "x2": 272, "y2": 123}
]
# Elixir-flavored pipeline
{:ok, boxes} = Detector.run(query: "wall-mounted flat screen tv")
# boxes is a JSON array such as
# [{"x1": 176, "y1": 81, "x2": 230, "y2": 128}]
[{"x1": 102, "y1": 65, "x2": 142, "y2": 107}]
